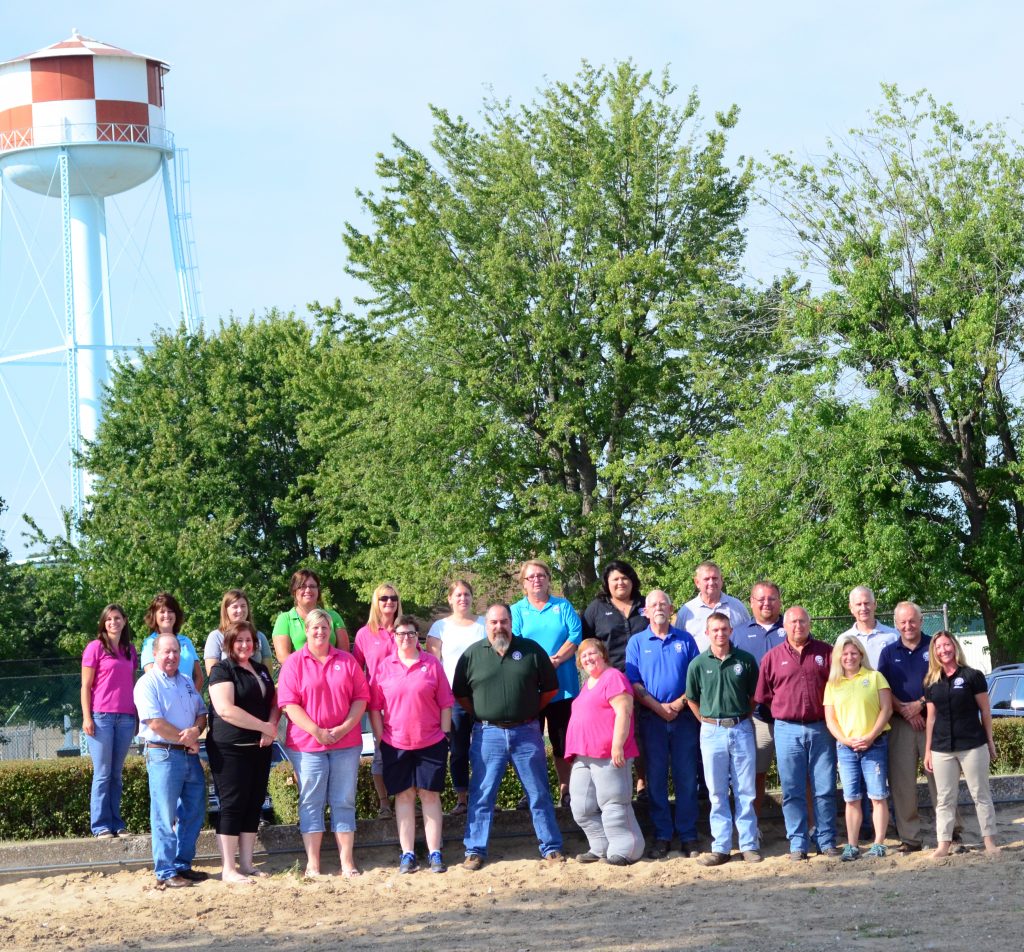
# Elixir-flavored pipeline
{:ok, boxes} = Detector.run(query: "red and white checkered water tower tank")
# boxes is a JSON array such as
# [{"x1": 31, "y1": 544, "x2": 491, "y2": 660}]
[{"x1": 0, "y1": 28, "x2": 169, "y2": 195}]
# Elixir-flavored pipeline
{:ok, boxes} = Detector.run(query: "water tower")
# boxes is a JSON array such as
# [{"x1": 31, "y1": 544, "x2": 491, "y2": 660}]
[{"x1": 0, "y1": 30, "x2": 201, "y2": 528}]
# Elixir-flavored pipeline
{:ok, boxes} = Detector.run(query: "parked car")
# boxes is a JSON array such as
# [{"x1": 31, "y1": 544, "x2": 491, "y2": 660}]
[
  {"x1": 986, "y1": 664, "x2": 1024, "y2": 717},
  {"x1": 198, "y1": 739, "x2": 289, "y2": 825}
]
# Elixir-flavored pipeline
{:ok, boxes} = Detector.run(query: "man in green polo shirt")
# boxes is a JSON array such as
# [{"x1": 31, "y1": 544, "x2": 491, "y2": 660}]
[
  {"x1": 453, "y1": 603, "x2": 564, "y2": 870},
  {"x1": 686, "y1": 612, "x2": 761, "y2": 866}
]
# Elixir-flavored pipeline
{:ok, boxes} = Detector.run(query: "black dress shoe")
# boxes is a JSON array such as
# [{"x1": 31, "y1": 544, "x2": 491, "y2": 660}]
[
  {"x1": 646, "y1": 838, "x2": 670, "y2": 859},
  {"x1": 176, "y1": 868, "x2": 209, "y2": 882},
  {"x1": 680, "y1": 840, "x2": 701, "y2": 858}
]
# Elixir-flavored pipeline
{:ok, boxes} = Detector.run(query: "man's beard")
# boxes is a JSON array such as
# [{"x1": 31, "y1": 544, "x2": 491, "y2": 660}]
[{"x1": 492, "y1": 634, "x2": 511, "y2": 653}]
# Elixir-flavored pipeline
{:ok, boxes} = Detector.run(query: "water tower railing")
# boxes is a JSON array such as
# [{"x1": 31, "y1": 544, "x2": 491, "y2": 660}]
[{"x1": 0, "y1": 123, "x2": 173, "y2": 154}]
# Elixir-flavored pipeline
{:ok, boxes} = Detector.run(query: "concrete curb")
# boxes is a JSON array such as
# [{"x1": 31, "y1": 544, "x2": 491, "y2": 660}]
[{"x1": 2, "y1": 774, "x2": 1022, "y2": 875}]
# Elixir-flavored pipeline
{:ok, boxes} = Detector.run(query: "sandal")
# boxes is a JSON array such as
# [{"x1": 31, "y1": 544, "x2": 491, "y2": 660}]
[
  {"x1": 447, "y1": 802, "x2": 468, "y2": 816},
  {"x1": 377, "y1": 803, "x2": 394, "y2": 819},
  {"x1": 340, "y1": 867, "x2": 362, "y2": 879}
]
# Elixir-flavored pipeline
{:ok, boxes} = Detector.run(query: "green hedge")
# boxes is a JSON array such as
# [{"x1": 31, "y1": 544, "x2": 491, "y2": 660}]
[
  {"x1": 267, "y1": 755, "x2": 558, "y2": 825},
  {"x1": 0, "y1": 755, "x2": 152, "y2": 840},
  {"x1": 3, "y1": 721, "x2": 1022, "y2": 841}
]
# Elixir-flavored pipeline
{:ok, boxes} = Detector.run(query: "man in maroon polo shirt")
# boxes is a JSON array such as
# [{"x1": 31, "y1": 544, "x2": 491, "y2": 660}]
[{"x1": 754, "y1": 606, "x2": 838, "y2": 860}]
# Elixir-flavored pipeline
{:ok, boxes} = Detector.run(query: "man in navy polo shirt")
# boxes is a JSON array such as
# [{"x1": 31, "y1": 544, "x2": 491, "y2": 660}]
[
  {"x1": 878, "y1": 600, "x2": 959, "y2": 853},
  {"x1": 625, "y1": 590, "x2": 701, "y2": 859},
  {"x1": 732, "y1": 580, "x2": 786, "y2": 816}
]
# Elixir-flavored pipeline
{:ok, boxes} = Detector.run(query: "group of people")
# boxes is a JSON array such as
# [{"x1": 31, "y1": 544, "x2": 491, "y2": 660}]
[{"x1": 79, "y1": 559, "x2": 1001, "y2": 887}]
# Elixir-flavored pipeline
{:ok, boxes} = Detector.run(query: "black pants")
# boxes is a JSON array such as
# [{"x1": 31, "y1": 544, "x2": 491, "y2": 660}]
[{"x1": 206, "y1": 738, "x2": 273, "y2": 835}]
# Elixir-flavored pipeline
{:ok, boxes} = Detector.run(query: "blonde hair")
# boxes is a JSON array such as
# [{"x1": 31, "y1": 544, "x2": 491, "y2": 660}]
[
  {"x1": 827, "y1": 634, "x2": 872, "y2": 686},
  {"x1": 367, "y1": 583, "x2": 401, "y2": 634},
  {"x1": 575, "y1": 637, "x2": 610, "y2": 673},
  {"x1": 923, "y1": 631, "x2": 968, "y2": 687},
  {"x1": 519, "y1": 559, "x2": 551, "y2": 585},
  {"x1": 304, "y1": 607, "x2": 333, "y2": 632}
]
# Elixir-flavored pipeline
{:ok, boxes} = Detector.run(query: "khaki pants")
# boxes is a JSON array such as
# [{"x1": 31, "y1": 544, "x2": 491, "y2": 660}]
[
  {"x1": 931, "y1": 745, "x2": 997, "y2": 842},
  {"x1": 887, "y1": 715, "x2": 936, "y2": 847}
]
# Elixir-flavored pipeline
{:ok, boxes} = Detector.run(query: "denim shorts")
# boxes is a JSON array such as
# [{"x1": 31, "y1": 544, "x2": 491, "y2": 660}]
[{"x1": 836, "y1": 734, "x2": 889, "y2": 802}]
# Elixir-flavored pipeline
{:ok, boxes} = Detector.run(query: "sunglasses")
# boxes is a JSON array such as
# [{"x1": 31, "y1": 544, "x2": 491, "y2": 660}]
[{"x1": 378, "y1": 595, "x2": 398, "y2": 603}]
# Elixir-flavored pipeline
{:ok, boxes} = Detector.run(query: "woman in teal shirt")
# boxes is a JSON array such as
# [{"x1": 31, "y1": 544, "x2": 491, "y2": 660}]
[{"x1": 510, "y1": 558, "x2": 582, "y2": 806}]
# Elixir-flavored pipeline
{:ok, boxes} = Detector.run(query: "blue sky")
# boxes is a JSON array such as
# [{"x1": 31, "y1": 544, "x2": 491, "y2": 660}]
[{"x1": 2, "y1": 1, "x2": 1023, "y2": 554}]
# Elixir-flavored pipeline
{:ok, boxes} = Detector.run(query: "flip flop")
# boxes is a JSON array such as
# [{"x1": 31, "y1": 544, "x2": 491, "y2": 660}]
[{"x1": 339, "y1": 867, "x2": 362, "y2": 879}]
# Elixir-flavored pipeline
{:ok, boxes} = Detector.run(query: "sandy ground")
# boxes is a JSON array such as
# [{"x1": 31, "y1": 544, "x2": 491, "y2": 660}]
[{"x1": 1, "y1": 808, "x2": 1023, "y2": 952}]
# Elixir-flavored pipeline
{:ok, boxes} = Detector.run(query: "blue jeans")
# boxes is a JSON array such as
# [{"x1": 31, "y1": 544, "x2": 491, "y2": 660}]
[
  {"x1": 86, "y1": 712, "x2": 135, "y2": 835},
  {"x1": 291, "y1": 746, "x2": 361, "y2": 833},
  {"x1": 464, "y1": 721, "x2": 562, "y2": 858},
  {"x1": 638, "y1": 711, "x2": 700, "y2": 842},
  {"x1": 145, "y1": 746, "x2": 206, "y2": 881},
  {"x1": 700, "y1": 719, "x2": 758, "y2": 853},
  {"x1": 449, "y1": 703, "x2": 474, "y2": 792},
  {"x1": 774, "y1": 719, "x2": 837, "y2": 853},
  {"x1": 837, "y1": 735, "x2": 889, "y2": 802}
]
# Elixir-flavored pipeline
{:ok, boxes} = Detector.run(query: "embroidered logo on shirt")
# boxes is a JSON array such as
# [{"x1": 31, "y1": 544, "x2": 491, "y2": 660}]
[
  {"x1": 953, "y1": 677, "x2": 965, "y2": 689},
  {"x1": 334, "y1": 664, "x2": 341, "y2": 670},
  {"x1": 674, "y1": 643, "x2": 683, "y2": 653},
  {"x1": 421, "y1": 665, "x2": 428, "y2": 672},
  {"x1": 733, "y1": 664, "x2": 743, "y2": 675},
  {"x1": 861, "y1": 678, "x2": 870, "y2": 687},
  {"x1": 512, "y1": 651, "x2": 523, "y2": 661},
  {"x1": 553, "y1": 605, "x2": 561, "y2": 614},
  {"x1": 814, "y1": 656, "x2": 824, "y2": 666}
]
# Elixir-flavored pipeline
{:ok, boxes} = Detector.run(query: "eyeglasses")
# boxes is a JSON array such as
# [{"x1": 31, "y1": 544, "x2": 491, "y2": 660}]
[
  {"x1": 296, "y1": 584, "x2": 319, "y2": 592},
  {"x1": 379, "y1": 595, "x2": 398, "y2": 603},
  {"x1": 395, "y1": 631, "x2": 419, "y2": 640},
  {"x1": 524, "y1": 574, "x2": 548, "y2": 582}
]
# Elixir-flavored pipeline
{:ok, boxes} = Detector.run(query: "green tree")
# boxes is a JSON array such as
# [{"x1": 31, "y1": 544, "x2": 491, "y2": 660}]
[
  {"x1": 313, "y1": 61, "x2": 764, "y2": 599},
  {"x1": 49, "y1": 313, "x2": 360, "y2": 650},
  {"x1": 766, "y1": 86, "x2": 1024, "y2": 661}
]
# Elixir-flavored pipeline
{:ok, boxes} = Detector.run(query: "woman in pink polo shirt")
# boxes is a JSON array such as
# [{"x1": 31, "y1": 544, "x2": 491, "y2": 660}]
[
  {"x1": 277, "y1": 608, "x2": 370, "y2": 878},
  {"x1": 353, "y1": 582, "x2": 401, "y2": 818},
  {"x1": 369, "y1": 615, "x2": 454, "y2": 874},
  {"x1": 81, "y1": 604, "x2": 138, "y2": 838},
  {"x1": 564, "y1": 638, "x2": 645, "y2": 865}
]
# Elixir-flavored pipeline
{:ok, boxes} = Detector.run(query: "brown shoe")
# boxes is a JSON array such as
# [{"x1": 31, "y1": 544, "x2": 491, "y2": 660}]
[
  {"x1": 895, "y1": 841, "x2": 922, "y2": 854},
  {"x1": 742, "y1": 850, "x2": 763, "y2": 863},
  {"x1": 788, "y1": 851, "x2": 808, "y2": 862},
  {"x1": 543, "y1": 851, "x2": 566, "y2": 866},
  {"x1": 697, "y1": 852, "x2": 729, "y2": 867},
  {"x1": 156, "y1": 875, "x2": 193, "y2": 889},
  {"x1": 462, "y1": 854, "x2": 484, "y2": 871}
]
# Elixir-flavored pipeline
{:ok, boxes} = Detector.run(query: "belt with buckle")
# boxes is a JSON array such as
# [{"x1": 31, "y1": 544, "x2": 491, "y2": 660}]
[
  {"x1": 147, "y1": 741, "x2": 192, "y2": 752},
  {"x1": 481, "y1": 718, "x2": 534, "y2": 729},
  {"x1": 701, "y1": 714, "x2": 750, "y2": 728}
]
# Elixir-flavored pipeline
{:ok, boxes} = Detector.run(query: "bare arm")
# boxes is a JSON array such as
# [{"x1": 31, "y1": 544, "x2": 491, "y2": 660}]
[
  {"x1": 81, "y1": 666, "x2": 97, "y2": 736},
  {"x1": 440, "y1": 705, "x2": 452, "y2": 734},
  {"x1": 923, "y1": 701, "x2": 936, "y2": 773},
  {"x1": 456, "y1": 696, "x2": 474, "y2": 718},
  {"x1": 977, "y1": 691, "x2": 997, "y2": 761},
  {"x1": 631, "y1": 681, "x2": 677, "y2": 721},
  {"x1": 425, "y1": 636, "x2": 443, "y2": 660},
  {"x1": 273, "y1": 635, "x2": 293, "y2": 666},
  {"x1": 191, "y1": 660, "x2": 204, "y2": 695},
  {"x1": 608, "y1": 693, "x2": 633, "y2": 768},
  {"x1": 209, "y1": 681, "x2": 276, "y2": 742},
  {"x1": 334, "y1": 625, "x2": 350, "y2": 653},
  {"x1": 368, "y1": 709, "x2": 383, "y2": 743}
]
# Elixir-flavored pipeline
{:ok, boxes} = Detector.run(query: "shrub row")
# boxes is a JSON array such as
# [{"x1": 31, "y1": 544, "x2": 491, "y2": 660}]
[
  {"x1": 2, "y1": 720, "x2": 1022, "y2": 841},
  {"x1": 0, "y1": 753, "x2": 557, "y2": 840}
]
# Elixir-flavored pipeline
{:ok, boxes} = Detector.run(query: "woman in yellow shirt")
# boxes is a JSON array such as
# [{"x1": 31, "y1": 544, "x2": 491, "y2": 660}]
[{"x1": 824, "y1": 634, "x2": 893, "y2": 861}]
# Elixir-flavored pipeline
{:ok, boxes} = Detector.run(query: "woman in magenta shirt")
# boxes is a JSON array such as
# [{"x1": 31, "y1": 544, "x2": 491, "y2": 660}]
[
  {"x1": 352, "y1": 582, "x2": 401, "y2": 818},
  {"x1": 80, "y1": 604, "x2": 138, "y2": 838},
  {"x1": 369, "y1": 616, "x2": 454, "y2": 874},
  {"x1": 564, "y1": 638, "x2": 645, "y2": 865},
  {"x1": 277, "y1": 608, "x2": 370, "y2": 878}
]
